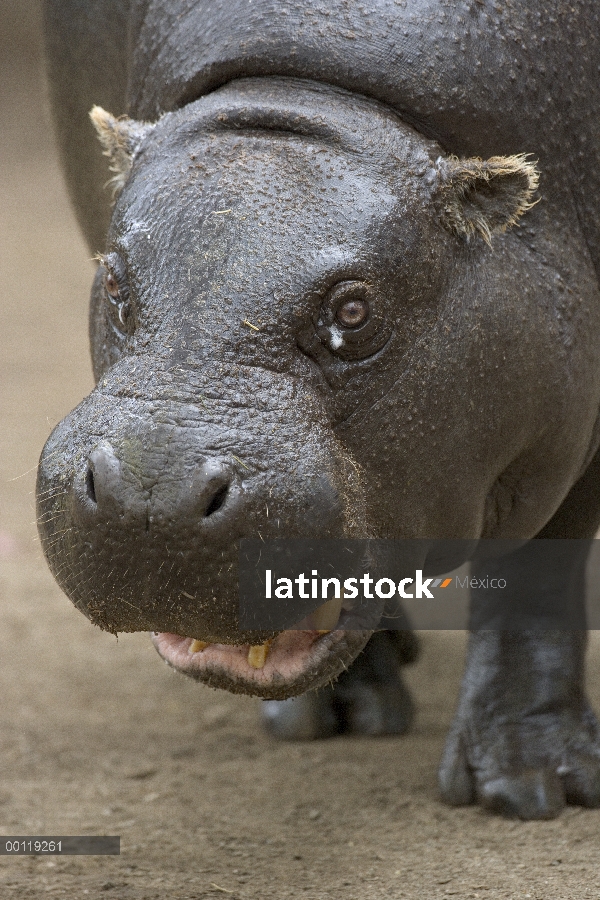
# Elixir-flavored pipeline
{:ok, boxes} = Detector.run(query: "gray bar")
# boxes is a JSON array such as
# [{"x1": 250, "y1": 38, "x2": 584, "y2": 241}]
[
  {"x1": 0, "y1": 837, "x2": 120, "y2": 855},
  {"x1": 239, "y1": 538, "x2": 600, "y2": 630}
]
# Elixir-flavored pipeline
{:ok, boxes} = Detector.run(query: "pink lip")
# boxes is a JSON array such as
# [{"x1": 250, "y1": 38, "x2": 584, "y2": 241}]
[{"x1": 151, "y1": 628, "x2": 365, "y2": 699}]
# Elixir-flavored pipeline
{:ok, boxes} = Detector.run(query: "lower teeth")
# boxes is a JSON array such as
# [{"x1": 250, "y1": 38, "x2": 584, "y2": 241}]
[
  {"x1": 187, "y1": 638, "x2": 272, "y2": 669},
  {"x1": 247, "y1": 641, "x2": 271, "y2": 669}
]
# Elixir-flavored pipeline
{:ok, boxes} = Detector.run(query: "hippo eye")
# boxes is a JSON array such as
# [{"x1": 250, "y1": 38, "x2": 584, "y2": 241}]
[
  {"x1": 336, "y1": 297, "x2": 369, "y2": 329},
  {"x1": 315, "y1": 280, "x2": 391, "y2": 361},
  {"x1": 101, "y1": 252, "x2": 132, "y2": 334},
  {"x1": 327, "y1": 282, "x2": 370, "y2": 332}
]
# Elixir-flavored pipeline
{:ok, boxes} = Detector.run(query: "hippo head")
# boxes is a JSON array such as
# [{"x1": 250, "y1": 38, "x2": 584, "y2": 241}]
[{"x1": 37, "y1": 78, "x2": 600, "y2": 698}]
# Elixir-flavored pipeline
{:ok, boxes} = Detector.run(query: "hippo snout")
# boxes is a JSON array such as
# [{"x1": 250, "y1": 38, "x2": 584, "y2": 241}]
[{"x1": 36, "y1": 383, "x2": 369, "y2": 648}]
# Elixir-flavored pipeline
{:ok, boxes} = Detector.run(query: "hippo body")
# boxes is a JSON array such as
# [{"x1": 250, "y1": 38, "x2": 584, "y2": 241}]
[{"x1": 40, "y1": 0, "x2": 600, "y2": 818}]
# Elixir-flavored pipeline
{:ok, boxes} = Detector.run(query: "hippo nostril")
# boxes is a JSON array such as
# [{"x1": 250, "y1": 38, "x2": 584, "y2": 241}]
[
  {"x1": 85, "y1": 467, "x2": 97, "y2": 504},
  {"x1": 204, "y1": 482, "x2": 229, "y2": 517}
]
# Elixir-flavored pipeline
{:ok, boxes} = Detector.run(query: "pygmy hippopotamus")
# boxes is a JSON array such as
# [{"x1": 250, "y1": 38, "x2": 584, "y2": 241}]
[{"x1": 39, "y1": 0, "x2": 600, "y2": 819}]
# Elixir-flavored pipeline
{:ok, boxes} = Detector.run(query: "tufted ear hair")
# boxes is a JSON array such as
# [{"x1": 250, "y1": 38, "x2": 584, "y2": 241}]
[
  {"x1": 90, "y1": 106, "x2": 155, "y2": 196},
  {"x1": 436, "y1": 154, "x2": 539, "y2": 246}
]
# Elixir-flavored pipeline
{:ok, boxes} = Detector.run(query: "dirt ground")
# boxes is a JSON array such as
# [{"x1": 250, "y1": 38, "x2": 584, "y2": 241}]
[{"x1": 2, "y1": 4, "x2": 600, "y2": 898}]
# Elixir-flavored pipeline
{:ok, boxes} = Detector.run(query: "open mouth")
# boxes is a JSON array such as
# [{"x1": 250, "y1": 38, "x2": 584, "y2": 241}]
[{"x1": 151, "y1": 596, "x2": 372, "y2": 699}]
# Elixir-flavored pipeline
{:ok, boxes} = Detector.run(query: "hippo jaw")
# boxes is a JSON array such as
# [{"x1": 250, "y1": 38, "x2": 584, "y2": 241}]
[
  {"x1": 152, "y1": 582, "x2": 377, "y2": 698},
  {"x1": 152, "y1": 628, "x2": 370, "y2": 699}
]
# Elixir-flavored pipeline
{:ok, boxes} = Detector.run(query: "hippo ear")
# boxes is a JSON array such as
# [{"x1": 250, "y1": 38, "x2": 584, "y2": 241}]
[
  {"x1": 436, "y1": 154, "x2": 539, "y2": 246},
  {"x1": 90, "y1": 106, "x2": 155, "y2": 196}
]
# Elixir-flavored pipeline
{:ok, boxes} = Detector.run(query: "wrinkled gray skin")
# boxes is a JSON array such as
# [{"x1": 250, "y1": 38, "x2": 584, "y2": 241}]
[{"x1": 40, "y1": 0, "x2": 600, "y2": 818}]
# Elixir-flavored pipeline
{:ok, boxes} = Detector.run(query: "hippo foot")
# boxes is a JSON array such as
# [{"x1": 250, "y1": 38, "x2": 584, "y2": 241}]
[
  {"x1": 439, "y1": 631, "x2": 600, "y2": 819},
  {"x1": 440, "y1": 703, "x2": 600, "y2": 819},
  {"x1": 261, "y1": 630, "x2": 417, "y2": 740}
]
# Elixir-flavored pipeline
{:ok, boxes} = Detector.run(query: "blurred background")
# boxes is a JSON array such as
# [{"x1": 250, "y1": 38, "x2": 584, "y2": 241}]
[{"x1": 1, "y1": 0, "x2": 94, "y2": 545}]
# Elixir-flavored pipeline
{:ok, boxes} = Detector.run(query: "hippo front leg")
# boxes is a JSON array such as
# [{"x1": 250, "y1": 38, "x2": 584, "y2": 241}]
[{"x1": 439, "y1": 544, "x2": 600, "y2": 819}]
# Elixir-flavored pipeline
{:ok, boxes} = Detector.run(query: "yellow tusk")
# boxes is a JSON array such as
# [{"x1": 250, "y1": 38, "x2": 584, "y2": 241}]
[{"x1": 247, "y1": 641, "x2": 271, "y2": 669}]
